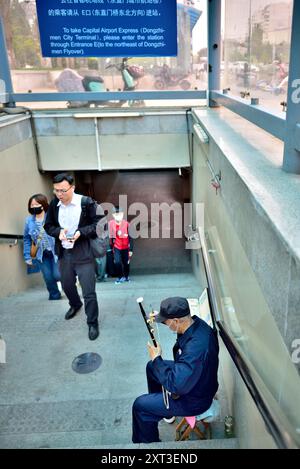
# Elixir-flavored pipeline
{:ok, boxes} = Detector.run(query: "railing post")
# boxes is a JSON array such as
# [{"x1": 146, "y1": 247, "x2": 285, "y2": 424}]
[
  {"x1": 282, "y1": 0, "x2": 300, "y2": 174},
  {"x1": 0, "y1": 16, "x2": 15, "y2": 107},
  {"x1": 208, "y1": 0, "x2": 221, "y2": 107}
]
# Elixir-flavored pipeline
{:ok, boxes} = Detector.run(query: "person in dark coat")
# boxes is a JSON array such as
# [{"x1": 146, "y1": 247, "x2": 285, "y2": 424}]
[
  {"x1": 132, "y1": 297, "x2": 219, "y2": 443},
  {"x1": 44, "y1": 173, "x2": 100, "y2": 340}
]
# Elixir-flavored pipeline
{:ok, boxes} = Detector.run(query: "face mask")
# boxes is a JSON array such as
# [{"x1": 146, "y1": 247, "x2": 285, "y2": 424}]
[
  {"x1": 29, "y1": 206, "x2": 43, "y2": 215},
  {"x1": 169, "y1": 319, "x2": 179, "y2": 335},
  {"x1": 113, "y1": 213, "x2": 124, "y2": 223}
]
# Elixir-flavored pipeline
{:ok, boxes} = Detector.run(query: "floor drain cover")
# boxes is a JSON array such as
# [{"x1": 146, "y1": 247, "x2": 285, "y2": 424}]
[{"x1": 72, "y1": 352, "x2": 102, "y2": 374}]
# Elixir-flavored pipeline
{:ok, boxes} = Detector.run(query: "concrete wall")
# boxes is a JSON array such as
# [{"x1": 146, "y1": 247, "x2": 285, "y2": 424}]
[
  {"x1": 33, "y1": 111, "x2": 190, "y2": 171},
  {"x1": 191, "y1": 108, "x2": 300, "y2": 363},
  {"x1": 77, "y1": 169, "x2": 192, "y2": 274},
  {"x1": 0, "y1": 115, "x2": 52, "y2": 297},
  {"x1": 219, "y1": 341, "x2": 277, "y2": 449},
  {"x1": 191, "y1": 108, "x2": 300, "y2": 446},
  {"x1": 0, "y1": 110, "x2": 191, "y2": 295}
]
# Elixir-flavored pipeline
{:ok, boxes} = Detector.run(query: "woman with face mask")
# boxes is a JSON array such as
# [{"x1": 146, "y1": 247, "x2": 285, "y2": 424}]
[{"x1": 23, "y1": 193, "x2": 61, "y2": 300}]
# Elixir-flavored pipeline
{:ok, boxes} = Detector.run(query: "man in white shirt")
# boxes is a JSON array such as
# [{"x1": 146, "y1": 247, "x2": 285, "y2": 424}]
[{"x1": 45, "y1": 173, "x2": 100, "y2": 340}]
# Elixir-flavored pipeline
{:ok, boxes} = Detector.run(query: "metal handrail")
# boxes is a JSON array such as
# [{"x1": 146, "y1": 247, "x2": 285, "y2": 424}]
[
  {"x1": 11, "y1": 90, "x2": 207, "y2": 103},
  {"x1": 0, "y1": 234, "x2": 22, "y2": 248},
  {"x1": 198, "y1": 228, "x2": 299, "y2": 449},
  {"x1": 0, "y1": 234, "x2": 23, "y2": 239}
]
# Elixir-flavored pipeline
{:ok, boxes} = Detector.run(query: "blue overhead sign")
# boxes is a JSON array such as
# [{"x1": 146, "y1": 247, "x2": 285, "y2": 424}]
[{"x1": 35, "y1": 0, "x2": 177, "y2": 58}]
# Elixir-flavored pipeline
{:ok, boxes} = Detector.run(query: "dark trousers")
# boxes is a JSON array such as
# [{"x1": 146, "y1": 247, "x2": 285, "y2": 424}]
[
  {"x1": 59, "y1": 251, "x2": 99, "y2": 326},
  {"x1": 114, "y1": 248, "x2": 129, "y2": 279},
  {"x1": 132, "y1": 361, "x2": 212, "y2": 444},
  {"x1": 106, "y1": 249, "x2": 116, "y2": 277},
  {"x1": 38, "y1": 250, "x2": 61, "y2": 300},
  {"x1": 95, "y1": 256, "x2": 106, "y2": 281}
]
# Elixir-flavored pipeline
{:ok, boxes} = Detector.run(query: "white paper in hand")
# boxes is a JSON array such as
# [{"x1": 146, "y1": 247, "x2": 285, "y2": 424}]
[{"x1": 187, "y1": 289, "x2": 213, "y2": 328}]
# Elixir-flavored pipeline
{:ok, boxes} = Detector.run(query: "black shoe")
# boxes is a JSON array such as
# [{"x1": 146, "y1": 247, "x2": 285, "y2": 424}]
[
  {"x1": 49, "y1": 294, "x2": 62, "y2": 300},
  {"x1": 65, "y1": 304, "x2": 82, "y2": 320},
  {"x1": 88, "y1": 324, "x2": 99, "y2": 341}
]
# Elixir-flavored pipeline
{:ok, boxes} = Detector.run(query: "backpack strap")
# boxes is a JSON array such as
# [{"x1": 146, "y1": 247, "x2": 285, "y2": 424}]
[
  {"x1": 33, "y1": 225, "x2": 45, "y2": 248},
  {"x1": 81, "y1": 195, "x2": 90, "y2": 217},
  {"x1": 81, "y1": 195, "x2": 101, "y2": 227}
]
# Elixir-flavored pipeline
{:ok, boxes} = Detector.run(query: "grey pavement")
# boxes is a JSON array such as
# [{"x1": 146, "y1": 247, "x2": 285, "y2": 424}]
[{"x1": 0, "y1": 273, "x2": 231, "y2": 449}]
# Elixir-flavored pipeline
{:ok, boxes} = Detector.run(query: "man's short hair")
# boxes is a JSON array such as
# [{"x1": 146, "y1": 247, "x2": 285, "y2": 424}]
[
  {"x1": 53, "y1": 173, "x2": 74, "y2": 185},
  {"x1": 27, "y1": 193, "x2": 49, "y2": 213}
]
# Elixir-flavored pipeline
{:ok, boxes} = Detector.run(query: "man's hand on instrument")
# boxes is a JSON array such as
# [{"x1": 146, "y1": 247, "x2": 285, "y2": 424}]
[{"x1": 147, "y1": 342, "x2": 162, "y2": 361}]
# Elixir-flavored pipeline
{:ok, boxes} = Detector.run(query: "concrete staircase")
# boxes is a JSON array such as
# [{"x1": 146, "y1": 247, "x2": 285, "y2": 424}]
[
  {"x1": 74, "y1": 439, "x2": 239, "y2": 450},
  {"x1": 0, "y1": 274, "x2": 237, "y2": 450},
  {"x1": 0, "y1": 396, "x2": 237, "y2": 449}
]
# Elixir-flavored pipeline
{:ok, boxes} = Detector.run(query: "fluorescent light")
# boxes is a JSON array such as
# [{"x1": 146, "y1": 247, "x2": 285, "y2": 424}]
[{"x1": 73, "y1": 112, "x2": 143, "y2": 118}]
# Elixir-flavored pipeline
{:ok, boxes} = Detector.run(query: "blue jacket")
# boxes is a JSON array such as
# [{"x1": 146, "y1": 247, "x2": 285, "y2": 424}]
[
  {"x1": 23, "y1": 215, "x2": 57, "y2": 263},
  {"x1": 152, "y1": 316, "x2": 219, "y2": 413}
]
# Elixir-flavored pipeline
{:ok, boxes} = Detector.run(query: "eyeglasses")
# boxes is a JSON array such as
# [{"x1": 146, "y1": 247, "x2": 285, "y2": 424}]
[{"x1": 53, "y1": 186, "x2": 73, "y2": 195}]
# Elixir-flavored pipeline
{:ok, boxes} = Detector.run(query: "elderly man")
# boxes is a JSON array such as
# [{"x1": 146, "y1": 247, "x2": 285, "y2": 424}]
[{"x1": 132, "y1": 297, "x2": 219, "y2": 443}]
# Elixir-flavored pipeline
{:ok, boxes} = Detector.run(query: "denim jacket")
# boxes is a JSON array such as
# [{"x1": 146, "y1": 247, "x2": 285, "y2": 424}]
[{"x1": 23, "y1": 215, "x2": 58, "y2": 263}]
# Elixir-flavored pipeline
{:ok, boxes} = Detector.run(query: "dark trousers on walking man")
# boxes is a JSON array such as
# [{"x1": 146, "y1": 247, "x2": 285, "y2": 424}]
[
  {"x1": 44, "y1": 174, "x2": 101, "y2": 341},
  {"x1": 59, "y1": 250, "x2": 99, "y2": 326}
]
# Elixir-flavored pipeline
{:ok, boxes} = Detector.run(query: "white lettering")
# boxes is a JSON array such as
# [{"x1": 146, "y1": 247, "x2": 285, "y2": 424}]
[
  {"x1": 291, "y1": 79, "x2": 300, "y2": 104},
  {"x1": 144, "y1": 41, "x2": 165, "y2": 48},
  {"x1": 291, "y1": 339, "x2": 300, "y2": 364},
  {"x1": 100, "y1": 454, "x2": 135, "y2": 466}
]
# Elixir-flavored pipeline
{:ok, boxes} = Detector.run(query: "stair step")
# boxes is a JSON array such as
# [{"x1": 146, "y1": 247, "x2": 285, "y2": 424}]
[
  {"x1": 0, "y1": 398, "x2": 229, "y2": 449},
  {"x1": 0, "y1": 423, "x2": 235, "y2": 449},
  {"x1": 66, "y1": 438, "x2": 238, "y2": 450}
]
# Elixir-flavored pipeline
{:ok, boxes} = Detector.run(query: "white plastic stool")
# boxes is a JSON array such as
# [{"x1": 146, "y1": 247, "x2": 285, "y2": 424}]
[{"x1": 175, "y1": 399, "x2": 220, "y2": 441}]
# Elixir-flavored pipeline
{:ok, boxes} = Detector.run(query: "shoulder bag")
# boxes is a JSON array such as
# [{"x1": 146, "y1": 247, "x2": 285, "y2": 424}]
[
  {"x1": 30, "y1": 226, "x2": 45, "y2": 259},
  {"x1": 81, "y1": 196, "x2": 107, "y2": 258}
]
